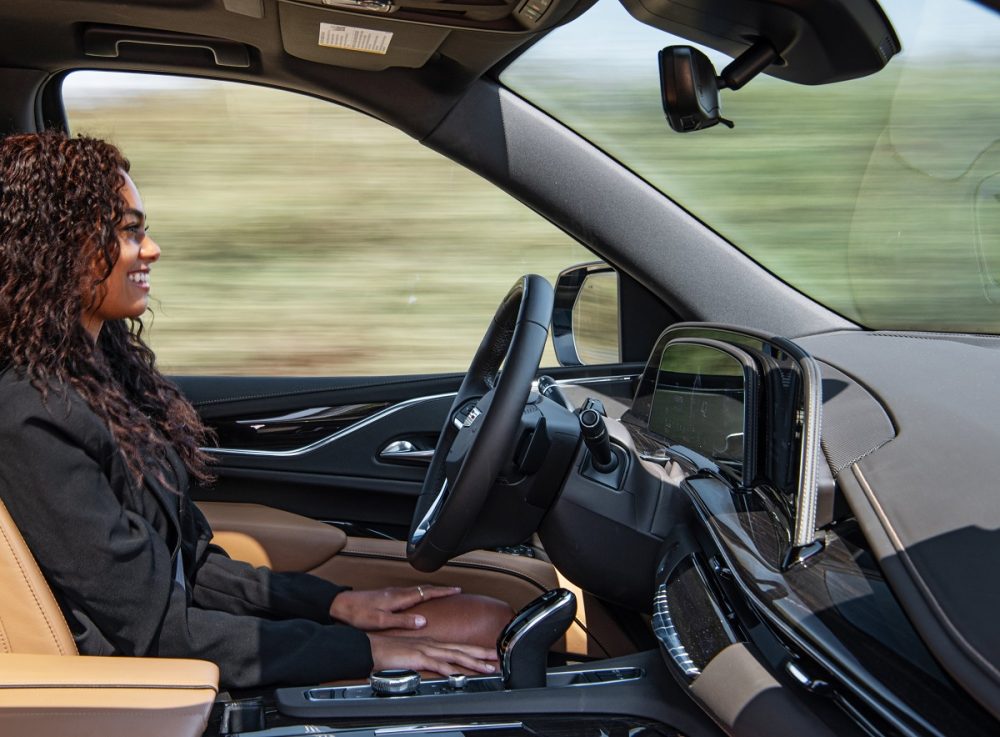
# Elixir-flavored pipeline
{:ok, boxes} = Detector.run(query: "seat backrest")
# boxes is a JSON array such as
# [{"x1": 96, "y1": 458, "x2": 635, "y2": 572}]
[{"x1": 0, "y1": 498, "x2": 77, "y2": 655}]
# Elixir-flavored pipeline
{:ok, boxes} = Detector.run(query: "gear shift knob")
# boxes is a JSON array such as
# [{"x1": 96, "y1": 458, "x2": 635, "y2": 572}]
[{"x1": 497, "y1": 588, "x2": 576, "y2": 689}]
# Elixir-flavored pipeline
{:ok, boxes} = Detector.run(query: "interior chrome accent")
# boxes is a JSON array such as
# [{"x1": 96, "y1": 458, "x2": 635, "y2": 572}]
[
  {"x1": 790, "y1": 353, "x2": 824, "y2": 551},
  {"x1": 379, "y1": 440, "x2": 434, "y2": 464},
  {"x1": 652, "y1": 582, "x2": 700, "y2": 679},
  {"x1": 231, "y1": 726, "x2": 338, "y2": 736},
  {"x1": 207, "y1": 392, "x2": 455, "y2": 457},
  {"x1": 375, "y1": 723, "x2": 523, "y2": 735},
  {"x1": 237, "y1": 404, "x2": 385, "y2": 427},
  {"x1": 232, "y1": 723, "x2": 523, "y2": 737},
  {"x1": 301, "y1": 666, "x2": 642, "y2": 704},
  {"x1": 208, "y1": 374, "x2": 629, "y2": 459},
  {"x1": 553, "y1": 374, "x2": 637, "y2": 386},
  {"x1": 320, "y1": 0, "x2": 394, "y2": 11},
  {"x1": 499, "y1": 588, "x2": 576, "y2": 685},
  {"x1": 409, "y1": 479, "x2": 448, "y2": 546},
  {"x1": 370, "y1": 669, "x2": 422, "y2": 696}
]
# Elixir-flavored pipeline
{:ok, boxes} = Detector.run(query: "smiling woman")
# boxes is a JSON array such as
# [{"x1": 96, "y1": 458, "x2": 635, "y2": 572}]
[
  {"x1": 0, "y1": 131, "x2": 509, "y2": 689},
  {"x1": 80, "y1": 173, "x2": 160, "y2": 341}
]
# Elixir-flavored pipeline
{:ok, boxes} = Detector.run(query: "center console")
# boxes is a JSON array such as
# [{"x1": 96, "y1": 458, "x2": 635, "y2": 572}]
[
  {"x1": 207, "y1": 590, "x2": 722, "y2": 737},
  {"x1": 275, "y1": 589, "x2": 646, "y2": 719}
]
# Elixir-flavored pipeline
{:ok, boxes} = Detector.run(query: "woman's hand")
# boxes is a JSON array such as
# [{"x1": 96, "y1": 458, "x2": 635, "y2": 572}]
[
  {"x1": 367, "y1": 633, "x2": 498, "y2": 676},
  {"x1": 329, "y1": 585, "x2": 461, "y2": 631}
]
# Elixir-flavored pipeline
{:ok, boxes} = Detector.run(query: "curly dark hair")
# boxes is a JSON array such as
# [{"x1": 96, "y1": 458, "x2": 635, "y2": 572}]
[{"x1": 0, "y1": 130, "x2": 214, "y2": 490}]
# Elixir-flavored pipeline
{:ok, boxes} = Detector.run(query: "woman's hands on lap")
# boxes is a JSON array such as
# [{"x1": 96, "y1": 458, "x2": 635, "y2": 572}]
[
  {"x1": 330, "y1": 585, "x2": 460, "y2": 631},
  {"x1": 330, "y1": 586, "x2": 501, "y2": 676},
  {"x1": 367, "y1": 633, "x2": 498, "y2": 676}
]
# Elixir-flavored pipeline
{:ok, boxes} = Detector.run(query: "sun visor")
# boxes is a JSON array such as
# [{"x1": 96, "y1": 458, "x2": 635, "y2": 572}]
[
  {"x1": 618, "y1": 0, "x2": 899, "y2": 85},
  {"x1": 277, "y1": 0, "x2": 578, "y2": 71},
  {"x1": 278, "y1": 1, "x2": 452, "y2": 70}
]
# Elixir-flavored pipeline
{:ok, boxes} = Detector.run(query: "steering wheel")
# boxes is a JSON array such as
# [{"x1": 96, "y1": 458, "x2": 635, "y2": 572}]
[{"x1": 407, "y1": 274, "x2": 554, "y2": 572}]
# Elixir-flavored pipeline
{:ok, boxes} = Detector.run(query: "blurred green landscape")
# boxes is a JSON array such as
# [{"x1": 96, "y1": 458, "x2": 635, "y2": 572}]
[
  {"x1": 68, "y1": 83, "x2": 594, "y2": 375},
  {"x1": 507, "y1": 59, "x2": 1000, "y2": 333},
  {"x1": 66, "y1": 4, "x2": 1000, "y2": 375}
]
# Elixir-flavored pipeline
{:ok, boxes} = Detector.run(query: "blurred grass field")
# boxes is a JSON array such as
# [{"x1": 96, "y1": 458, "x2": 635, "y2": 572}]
[
  {"x1": 68, "y1": 83, "x2": 595, "y2": 375},
  {"x1": 506, "y1": 59, "x2": 1000, "y2": 333},
  {"x1": 66, "y1": 34, "x2": 1000, "y2": 375}
]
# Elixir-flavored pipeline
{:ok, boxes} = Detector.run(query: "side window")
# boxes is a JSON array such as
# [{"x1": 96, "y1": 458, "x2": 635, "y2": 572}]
[{"x1": 63, "y1": 72, "x2": 594, "y2": 375}]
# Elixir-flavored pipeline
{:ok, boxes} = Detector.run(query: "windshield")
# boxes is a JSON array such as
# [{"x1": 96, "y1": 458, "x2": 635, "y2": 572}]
[{"x1": 503, "y1": 0, "x2": 1000, "y2": 333}]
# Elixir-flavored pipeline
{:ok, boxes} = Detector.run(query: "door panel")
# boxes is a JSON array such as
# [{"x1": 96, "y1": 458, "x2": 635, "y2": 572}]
[
  {"x1": 179, "y1": 373, "x2": 463, "y2": 534},
  {"x1": 178, "y1": 367, "x2": 641, "y2": 535}
]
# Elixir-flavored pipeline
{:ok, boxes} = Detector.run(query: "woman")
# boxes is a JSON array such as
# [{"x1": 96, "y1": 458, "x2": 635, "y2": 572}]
[{"x1": 0, "y1": 131, "x2": 507, "y2": 688}]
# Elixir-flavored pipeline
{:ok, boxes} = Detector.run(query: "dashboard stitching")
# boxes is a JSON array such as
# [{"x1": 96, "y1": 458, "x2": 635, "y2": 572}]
[{"x1": 822, "y1": 436, "x2": 893, "y2": 476}]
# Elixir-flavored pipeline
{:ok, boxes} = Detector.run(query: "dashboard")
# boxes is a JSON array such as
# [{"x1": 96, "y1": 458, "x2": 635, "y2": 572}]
[{"x1": 539, "y1": 324, "x2": 999, "y2": 737}]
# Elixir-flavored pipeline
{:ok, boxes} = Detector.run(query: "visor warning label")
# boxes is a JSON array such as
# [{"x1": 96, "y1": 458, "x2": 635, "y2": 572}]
[{"x1": 318, "y1": 23, "x2": 393, "y2": 55}]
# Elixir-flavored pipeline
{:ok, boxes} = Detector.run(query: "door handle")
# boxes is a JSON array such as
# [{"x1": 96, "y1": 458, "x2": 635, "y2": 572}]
[{"x1": 379, "y1": 440, "x2": 434, "y2": 464}]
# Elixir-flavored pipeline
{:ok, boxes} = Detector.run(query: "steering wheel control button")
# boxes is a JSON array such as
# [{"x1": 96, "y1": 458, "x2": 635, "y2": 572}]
[
  {"x1": 447, "y1": 673, "x2": 469, "y2": 690},
  {"x1": 370, "y1": 669, "x2": 421, "y2": 696}
]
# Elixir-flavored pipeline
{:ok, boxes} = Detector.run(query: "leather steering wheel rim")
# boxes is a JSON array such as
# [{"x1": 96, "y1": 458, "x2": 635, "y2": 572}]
[{"x1": 406, "y1": 274, "x2": 554, "y2": 572}]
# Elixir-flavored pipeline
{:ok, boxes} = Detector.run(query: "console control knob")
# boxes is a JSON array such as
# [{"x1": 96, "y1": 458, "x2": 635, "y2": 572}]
[
  {"x1": 447, "y1": 673, "x2": 469, "y2": 690},
  {"x1": 370, "y1": 669, "x2": 421, "y2": 696}
]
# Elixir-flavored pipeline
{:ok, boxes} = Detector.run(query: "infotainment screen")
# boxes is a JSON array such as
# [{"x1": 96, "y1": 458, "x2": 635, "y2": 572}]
[
  {"x1": 648, "y1": 341, "x2": 750, "y2": 472},
  {"x1": 626, "y1": 324, "x2": 803, "y2": 507}
]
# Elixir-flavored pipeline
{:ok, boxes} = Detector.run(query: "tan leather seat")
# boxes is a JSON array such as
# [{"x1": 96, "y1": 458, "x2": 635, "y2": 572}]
[{"x1": 0, "y1": 498, "x2": 218, "y2": 737}]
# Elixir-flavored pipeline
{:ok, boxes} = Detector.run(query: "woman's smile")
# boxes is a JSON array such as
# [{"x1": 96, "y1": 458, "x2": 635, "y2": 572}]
[{"x1": 127, "y1": 269, "x2": 150, "y2": 291}]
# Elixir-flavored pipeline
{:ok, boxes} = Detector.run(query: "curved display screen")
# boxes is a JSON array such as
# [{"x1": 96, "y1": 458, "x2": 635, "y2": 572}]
[
  {"x1": 648, "y1": 342, "x2": 747, "y2": 468},
  {"x1": 626, "y1": 324, "x2": 803, "y2": 500}
]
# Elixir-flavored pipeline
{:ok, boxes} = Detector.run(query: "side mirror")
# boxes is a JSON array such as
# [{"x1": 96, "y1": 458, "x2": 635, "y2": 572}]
[{"x1": 552, "y1": 263, "x2": 620, "y2": 366}]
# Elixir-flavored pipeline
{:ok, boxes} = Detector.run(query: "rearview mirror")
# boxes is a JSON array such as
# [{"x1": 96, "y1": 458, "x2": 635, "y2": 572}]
[
  {"x1": 658, "y1": 40, "x2": 779, "y2": 133},
  {"x1": 658, "y1": 46, "x2": 726, "y2": 132}
]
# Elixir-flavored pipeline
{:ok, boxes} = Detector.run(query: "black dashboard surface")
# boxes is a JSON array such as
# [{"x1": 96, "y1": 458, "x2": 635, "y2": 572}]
[{"x1": 799, "y1": 330, "x2": 1000, "y2": 722}]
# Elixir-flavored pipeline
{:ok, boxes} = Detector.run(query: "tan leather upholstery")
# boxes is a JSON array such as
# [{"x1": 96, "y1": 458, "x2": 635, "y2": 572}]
[
  {"x1": 210, "y1": 530, "x2": 273, "y2": 569},
  {"x1": 0, "y1": 654, "x2": 218, "y2": 737},
  {"x1": 199, "y1": 501, "x2": 347, "y2": 571},
  {"x1": 315, "y1": 536, "x2": 561, "y2": 607},
  {"x1": 0, "y1": 499, "x2": 218, "y2": 737},
  {"x1": 0, "y1": 498, "x2": 76, "y2": 656},
  {"x1": 200, "y1": 501, "x2": 637, "y2": 659},
  {"x1": 312, "y1": 537, "x2": 625, "y2": 658}
]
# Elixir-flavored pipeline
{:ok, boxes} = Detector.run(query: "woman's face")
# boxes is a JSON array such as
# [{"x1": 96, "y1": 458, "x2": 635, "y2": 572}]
[{"x1": 80, "y1": 172, "x2": 160, "y2": 340}]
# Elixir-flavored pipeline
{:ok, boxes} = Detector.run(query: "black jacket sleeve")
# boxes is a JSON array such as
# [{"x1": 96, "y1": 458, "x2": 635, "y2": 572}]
[
  {"x1": 0, "y1": 382, "x2": 372, "y2": 688},
  {"x1": 189, "y1": 540, "x2": 348, "y2": 624}
]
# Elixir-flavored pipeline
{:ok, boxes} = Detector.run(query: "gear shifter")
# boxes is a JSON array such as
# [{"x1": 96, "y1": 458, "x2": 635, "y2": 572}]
[{"x1": 497, "y1": 588, "x2": 576, "y2": 689}]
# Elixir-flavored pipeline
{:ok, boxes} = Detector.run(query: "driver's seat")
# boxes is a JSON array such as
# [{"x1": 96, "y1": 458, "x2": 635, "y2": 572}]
[{"x1": 0, "y1": 496, "x2": 218, "y2": 737}]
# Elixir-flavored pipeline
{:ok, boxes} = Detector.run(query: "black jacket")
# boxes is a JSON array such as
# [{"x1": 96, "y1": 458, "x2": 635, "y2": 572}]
[{"x1": 0, "y1": 367, "x2": 373, "y2": 688}]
